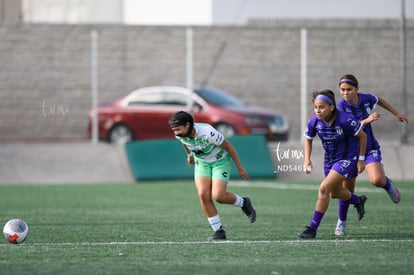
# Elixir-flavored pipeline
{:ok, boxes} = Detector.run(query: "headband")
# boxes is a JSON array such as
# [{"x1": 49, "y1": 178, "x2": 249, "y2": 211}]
[
  {"x1": 315, "y1": 94, "x2": 334, "y2": 105},
  {"x1": 168, "y1": 120, "x2": 187, "y2": 128},
  {"x1": 339, "y1": 78, "x2": 357, "y2": 86}
]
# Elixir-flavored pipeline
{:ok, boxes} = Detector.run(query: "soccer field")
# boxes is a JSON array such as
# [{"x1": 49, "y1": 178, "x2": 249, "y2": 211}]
[{"x1": 1, "y1": 180, "x2": 413, "y2": 275}]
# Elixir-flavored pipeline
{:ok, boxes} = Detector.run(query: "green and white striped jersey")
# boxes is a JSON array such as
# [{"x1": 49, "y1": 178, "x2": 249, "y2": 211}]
[{"x1": 176, "y1": 123, "x2": 228, "y2": 163}]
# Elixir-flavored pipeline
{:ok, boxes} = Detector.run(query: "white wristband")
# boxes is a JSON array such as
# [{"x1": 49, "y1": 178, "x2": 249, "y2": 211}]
[{"x1": 358, "y1": 155, "x2": 365, "y2": 161}]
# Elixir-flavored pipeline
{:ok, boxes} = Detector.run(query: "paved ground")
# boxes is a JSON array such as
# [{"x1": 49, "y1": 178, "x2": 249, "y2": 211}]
[{"x1": 0, "y1": 140, "x2": 412, "y2": 184}]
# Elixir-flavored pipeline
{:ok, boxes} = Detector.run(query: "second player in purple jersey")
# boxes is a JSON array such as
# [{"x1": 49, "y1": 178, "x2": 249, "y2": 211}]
[
  {"x1": 337, "y1": 92, "x2": 380, "y2": 153},
  {"x1": 333, "y1": 74, "x2": 407, "y2": 236}
]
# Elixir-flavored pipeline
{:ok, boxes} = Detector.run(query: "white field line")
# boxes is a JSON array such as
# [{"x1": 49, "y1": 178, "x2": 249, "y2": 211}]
[{"x1": 1, "y1": 239, "x2": 413, "y2": 247}]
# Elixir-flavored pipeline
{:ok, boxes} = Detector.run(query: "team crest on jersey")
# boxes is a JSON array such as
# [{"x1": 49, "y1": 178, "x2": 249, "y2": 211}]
[
  {"x1": 340, "y1": 160, "x2": 351, "y2": 171},
  {"x1": 196, "y1": 139, "x2": 208, "y2": 147},
  {"x1": 335, "y1": 127, "x2": 343, "y2": 135}
]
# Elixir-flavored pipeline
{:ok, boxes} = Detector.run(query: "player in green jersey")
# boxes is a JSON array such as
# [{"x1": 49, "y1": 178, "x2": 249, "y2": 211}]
[{"x1": 169, "y1": 111, "x2": 256, "y2": 241}]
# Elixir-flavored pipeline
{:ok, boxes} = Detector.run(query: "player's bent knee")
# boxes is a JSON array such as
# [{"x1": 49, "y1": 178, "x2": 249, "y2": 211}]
[{"x1": 370, "y1": 177, "x2": 385, "y2": 187}]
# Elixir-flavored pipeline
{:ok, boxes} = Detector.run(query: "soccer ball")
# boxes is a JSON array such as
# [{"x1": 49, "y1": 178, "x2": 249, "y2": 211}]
[{"x1": 3, "y1": 219, "x2": 29, "y2": 244}]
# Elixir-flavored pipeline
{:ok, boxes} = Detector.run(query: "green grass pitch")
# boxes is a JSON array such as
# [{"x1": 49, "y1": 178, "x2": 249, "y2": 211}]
[{"x1": 0, "y1": 180, "x2": 413, "y2": 275}]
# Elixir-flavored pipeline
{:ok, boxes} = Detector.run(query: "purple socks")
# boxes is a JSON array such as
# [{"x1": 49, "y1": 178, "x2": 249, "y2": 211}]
[
  {"x1": 338, "y1": 199, "x2": 350, "y2": 221},
  {"x1": 309, "y1": 210, "x2": 325, "y2": 230}
]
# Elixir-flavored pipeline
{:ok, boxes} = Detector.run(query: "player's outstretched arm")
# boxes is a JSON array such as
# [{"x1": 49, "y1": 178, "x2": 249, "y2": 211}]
[
  {"x1": 220, "y1": 139, "x2": 249, "y2": 180},
  {"x1": 378, "y1": 97, "x2": 409, "y2": 123}
]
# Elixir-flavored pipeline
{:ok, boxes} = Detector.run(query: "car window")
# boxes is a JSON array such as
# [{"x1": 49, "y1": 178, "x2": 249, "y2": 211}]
[
  {"x1": 162, "y1": 91, "x2": 188, "y2": 106},
  {"x1": 127, "y1": 92, "x2": 164, "y2": 106},
  {"x1": 194, "y1": 88, "x2": 244, "y2": 107},
  {"x1": 127, "y1": 91, "x2": 188, "y2": 106}
]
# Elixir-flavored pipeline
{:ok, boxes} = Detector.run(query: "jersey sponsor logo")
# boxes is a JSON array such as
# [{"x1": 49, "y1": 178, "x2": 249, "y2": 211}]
[
  {"x1": 369, "y1": 149, "x2": 379, "y2": 159},
  {"x1": 193, "y1": 150, "x2": 206, "y2": 156},
  {"x1": 322, "y1": 135, "x2": 336, "y2": 141}
]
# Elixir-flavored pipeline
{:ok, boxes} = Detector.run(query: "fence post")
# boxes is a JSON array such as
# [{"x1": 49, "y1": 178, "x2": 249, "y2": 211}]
[
  {"x1": 91, "y1": 29, "x2": 99, "y2": 144},
  {"x1": 300, "y1": 28, "x2": 308, "y2": 143}
]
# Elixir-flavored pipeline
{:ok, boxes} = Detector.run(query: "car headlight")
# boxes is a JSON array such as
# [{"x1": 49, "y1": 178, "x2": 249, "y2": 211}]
[
  {"x1": 268, "y1": 116, "x2": 289, "y2": 132},
  {"x1": 269, "y1": 116, "x2": 286, "y2": 127}
]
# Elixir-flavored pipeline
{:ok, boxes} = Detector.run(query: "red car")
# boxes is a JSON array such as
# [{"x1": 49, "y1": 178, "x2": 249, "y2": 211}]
[{"x1": 88, "y1": 86, "x2": 289, "y2": 144}]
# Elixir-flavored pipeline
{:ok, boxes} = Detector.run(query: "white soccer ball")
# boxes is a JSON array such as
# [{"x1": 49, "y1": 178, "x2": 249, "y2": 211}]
[{"x1": 3, "y1": 219, "x2": 29, "y2": 244}]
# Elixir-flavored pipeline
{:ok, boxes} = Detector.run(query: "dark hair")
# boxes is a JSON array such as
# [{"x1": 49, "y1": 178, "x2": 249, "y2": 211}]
[
  {"x1": 168, "y1": 111, "x2": 194, "y2": 129},
  {"x1": 339, "y1": 74, "x2": 359, "y2": 89},
  {"x1": 311, "y1": 89, "x2": 337, "y2": 106},
  {"x1": 311, "y1": 89, "x2": 338, "y2": 118}
]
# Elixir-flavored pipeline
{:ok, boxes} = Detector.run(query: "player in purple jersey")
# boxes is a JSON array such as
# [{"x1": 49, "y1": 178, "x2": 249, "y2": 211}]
[
  {"x1": 298, "y1": 90, "x2": 368, "y2": 239},
  {"x1": 335, "y1": 74, "x2": 408, "y2": 236}
]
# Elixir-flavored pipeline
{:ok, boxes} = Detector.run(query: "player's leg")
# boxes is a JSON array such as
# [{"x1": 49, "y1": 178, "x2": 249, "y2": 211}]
[
  {"x1": 298, "y1": 170, "x2": 344, "y2": 238},
  {"x1": 194, "y1": 160, "x2": 226, "y2": 240},
  {"x1": 328, "y1": 164, "x2": 367, "y2": 222},
  {"x1": 365, "y1": 162, "x2": 386, "y2": 187},
  {"x1": 335, "y1": 178, "x2": 356, "y2": 236},
  {"x1": 366, "y1": 161, "x2": 400, "y2": 203},
  {"x1": 195, "y1": 176, "x2": 226, "y2": 241},
  {"x1": 195, "y1": 176, "x2": 217, "y2": 218},
  {"x1": 211, "y1": 179, "x2": 236, "y2": 204},
  {"x1": 211, "y1": 156, "x2": 256, "y2": 223},
  {"x1": 299, "y1": 169, "x2": 366, "y2": 239}
]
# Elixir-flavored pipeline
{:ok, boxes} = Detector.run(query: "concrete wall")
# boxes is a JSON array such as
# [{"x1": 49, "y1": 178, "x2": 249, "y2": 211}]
[
  {"x1": 0, "y1": 143, "x2": 134, "y2": 184},
  {"x1": 0, "y1": 20, "x2": 413, "y2": 143}
]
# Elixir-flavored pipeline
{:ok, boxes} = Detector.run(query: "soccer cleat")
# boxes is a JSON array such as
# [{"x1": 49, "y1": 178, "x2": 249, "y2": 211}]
[
  {"x1": 241, "y1": 197, "x2": 256, "y2": 223},
  {"x1": 355, "y1": 195, "x2": 367, "y2": 220},
  {"x1": 298, "y1": 226, "x2": 317, "y2": 239},
  {"x1": 386, "y1": 181, "x2": 401, "y2": 204},
  {"x1": 207, "y1": 227, "x2": 226, "y2": 241},
  {"x1": 335, "y1": 220, "x2": 346, "y2": 236}
]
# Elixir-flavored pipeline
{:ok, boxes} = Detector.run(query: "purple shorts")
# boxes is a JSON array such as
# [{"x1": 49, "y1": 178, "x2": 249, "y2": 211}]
[
  {"x1": 365, "y1": 149, "x2": 382, "y2": 164},
  {"x1": 324, "y1": 157, "x2": 358, "y2": 179}
]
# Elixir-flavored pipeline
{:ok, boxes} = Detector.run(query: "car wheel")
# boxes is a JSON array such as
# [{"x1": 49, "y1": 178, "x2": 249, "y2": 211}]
[
  {"x1": 214, "y1": 123, "x2": 236, "y2": 137},
  {"x1": 108, "y1": 124, "x2": 133, "y2": 145}
]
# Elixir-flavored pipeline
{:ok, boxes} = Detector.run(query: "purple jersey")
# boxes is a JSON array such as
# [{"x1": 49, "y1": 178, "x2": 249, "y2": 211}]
[
  {"x1": 304, "y1": 111, "x2": 363, "y2": 165},
  {"x1": 337, "y1": 93, "x2": 380, "y2": 152}
]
